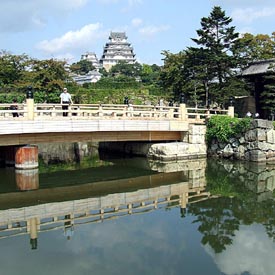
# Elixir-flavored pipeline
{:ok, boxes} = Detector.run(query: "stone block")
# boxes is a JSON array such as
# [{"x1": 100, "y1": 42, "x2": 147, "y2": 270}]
[
  {"x1": 188, "y1": 125, "x2": 206, "y2": 135},
  {"x1": 222, "y1": 144, "x2": 234, "y2": 158},
  {"x1": 256, "y1": 128, "x2": 267, "y2": 141},
  {"x1": 266, "y1": 150, "x2": 275, "y2": 159},
  {"x1": 251, "y1": 119, "x2": 274, "y2": 129},
  {"x1": 245, "y1": 130, "x2": 257, "y2": 142},
  {"x1": 189, "y1": 134, "x2": 205, "y2": 144},
  {"x1": 249, "y1": 150, "x2": 266, "y2": 162},
  {"x1": 267, "y1": 129, "x2": 275, "y2": 144}
]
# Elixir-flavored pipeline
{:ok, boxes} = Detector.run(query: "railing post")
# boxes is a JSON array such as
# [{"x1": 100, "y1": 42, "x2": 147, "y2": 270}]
[
  {"x1": 228, "y1": 106, "x2": 234, "y2": 117},
  {"x1": 68, "y1": 104, "x2": 72, "y2": 117},
  {"x1": 52, "y1": 105, "x2": 56, "y2": 117},
  {"x1": 26, "y1": 86, "x2": 34, "y2": 120},
  {"x1": 168, "y1": 108, "x2": 174, "y2": 119},
  {"x1": 98, "y1": 105, "x2": 103, "y2": 117},
  {"x1": 26, "y1": 97, "x2": 34, "y2": 120},
  {"x1": 179, "y1": 103, "x2": 187, "y2": 120}
]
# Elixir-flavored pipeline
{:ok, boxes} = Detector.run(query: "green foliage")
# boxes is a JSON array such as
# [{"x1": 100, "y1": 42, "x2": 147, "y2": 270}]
[
  {"x1": 234, "y1": 33, "x2": 275, "y2": 64},
  {"x1": 206, "y1": 115, "x2": 251, "y2": 144},
  {"x1": 70, "y1": 59, "x2": 95, "y2": 75},
  {"x1": 260, "y1": 74, "x2": 275, "y2": 115},
  {"x1": 159, "y1": 50, "x2": 187, "y2": 100},
  {"x1": 109, "y1": 61, "x2": 142, "y2": 78}
]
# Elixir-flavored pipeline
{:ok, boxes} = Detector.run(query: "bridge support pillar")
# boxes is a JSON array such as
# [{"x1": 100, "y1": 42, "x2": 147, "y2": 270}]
[{"x1": 15, "y1": 145, "x2": 38, "y2": 170}]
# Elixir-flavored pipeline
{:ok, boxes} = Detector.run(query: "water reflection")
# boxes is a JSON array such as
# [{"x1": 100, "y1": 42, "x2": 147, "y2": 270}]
[
  {"x1": 0, "y1": 158, "x2": 207, "y2": 251},
  {"x1": 0, "y1": 158, "x2": 275, "y2": 275}
]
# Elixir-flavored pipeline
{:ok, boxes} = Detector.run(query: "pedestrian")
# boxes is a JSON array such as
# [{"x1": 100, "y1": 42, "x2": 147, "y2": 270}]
[
  {"x1": 10, "y1": 99, "x2": 19, "y2": 117},
  {"x1": 60, "y1": 87, "x2": 73, "y2": 116}
]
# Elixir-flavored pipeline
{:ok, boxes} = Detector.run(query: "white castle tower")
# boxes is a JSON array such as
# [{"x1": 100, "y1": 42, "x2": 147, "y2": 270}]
[
  {"x1": 100, "y1": 32, "x2": 136, "y2": 71},
  {"x1": 80, "y1": 52, "x2": 101, "y2": 71}
]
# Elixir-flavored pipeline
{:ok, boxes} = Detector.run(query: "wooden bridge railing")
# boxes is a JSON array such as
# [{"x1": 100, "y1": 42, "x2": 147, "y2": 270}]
[{"x1": 0, "y1": 102, "x2": 234, "y2": 123}]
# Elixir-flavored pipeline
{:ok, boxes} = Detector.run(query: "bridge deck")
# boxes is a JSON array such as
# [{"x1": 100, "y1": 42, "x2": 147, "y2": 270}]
[{"x1": 0, "y1": 103, "x2": 232, "y2": 145}]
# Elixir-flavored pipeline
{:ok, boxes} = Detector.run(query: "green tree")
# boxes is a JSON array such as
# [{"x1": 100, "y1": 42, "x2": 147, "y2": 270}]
[
  {"x1": 191, "y1": 6, "x2": 240, "y2": 104},
  {"x1": 260, "y1": 74, "x2": 275, "y2": 117},
  {"x1": 183, "y1": 47, "x2": 213, "y2": 106},
  {"x1": 70, "y1": 59, "x2": 95, "y2": 75},
  {"x1": 159, "y1": 50, "x2": 186, "y2": 101},
  {"x1": 234, "y1": 32, "x2": 275, "y2": 64},
  {"x1": 140, "y1": 63, "x2": 161, "y2": 85},
  {"x1": 0, "y1": 51, "x2": 30, "y2": 87},
  {"x1": 109, "y1": 61, "x2": 142, "y2": 78},
  {"x1": 24, "y1": 58, "x2": 71, "y2": 102}
]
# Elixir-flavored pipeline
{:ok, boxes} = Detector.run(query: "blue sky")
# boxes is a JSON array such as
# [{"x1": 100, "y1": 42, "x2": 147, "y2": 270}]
[{"x1": 1, "y1": 0, "x2": 275, "y2": 65}]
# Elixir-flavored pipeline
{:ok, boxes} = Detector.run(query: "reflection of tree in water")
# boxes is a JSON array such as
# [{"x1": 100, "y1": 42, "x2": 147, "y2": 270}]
[
  {"x1": 186, "y1": 159, "x2": 275, "y2": 253},
  {"x1": 188, "y1": 197, "x2": 239, "y2": 253}
]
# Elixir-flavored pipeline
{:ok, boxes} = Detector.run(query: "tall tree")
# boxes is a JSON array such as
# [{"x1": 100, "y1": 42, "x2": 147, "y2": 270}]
[
  {"x1": 191, "y1": 6, "x2": 240, "y2": 104},
  {"x1": 159, "y1": 50, "x2": 186, "y2": 100}
]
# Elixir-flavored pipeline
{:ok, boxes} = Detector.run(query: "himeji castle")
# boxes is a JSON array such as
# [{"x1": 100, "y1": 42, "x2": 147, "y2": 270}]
[{"x1": 100, "y1": 32, "x2": 136, "y2": 71}]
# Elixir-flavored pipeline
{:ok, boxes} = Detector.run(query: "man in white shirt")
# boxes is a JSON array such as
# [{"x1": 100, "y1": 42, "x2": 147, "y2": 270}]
[{"x1": 60, "y1": 87, "x2": 73, "y2": 116}]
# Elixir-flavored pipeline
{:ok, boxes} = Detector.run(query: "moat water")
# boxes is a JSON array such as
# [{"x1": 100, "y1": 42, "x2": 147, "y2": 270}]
[{"x1": 0, "y1": 155, "x2": 275, "y2": 275}]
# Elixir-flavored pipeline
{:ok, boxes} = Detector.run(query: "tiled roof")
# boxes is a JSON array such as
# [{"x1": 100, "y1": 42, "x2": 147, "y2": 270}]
[{"x1": 242, "y1": 59, "x2": 275, "y2": 76}]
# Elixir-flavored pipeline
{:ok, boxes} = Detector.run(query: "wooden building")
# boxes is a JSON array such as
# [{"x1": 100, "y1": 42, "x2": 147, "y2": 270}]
[{"x1": 241, "y1": 59, "x2": 275, "y2": 119}]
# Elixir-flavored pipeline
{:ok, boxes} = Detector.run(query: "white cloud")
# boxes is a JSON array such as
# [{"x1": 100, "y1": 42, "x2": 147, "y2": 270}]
[
  {"x1": 36, "y1": 23, "x2": 104, "y2": 54},
  {"x1": 232, "y1": 7, "x2": 275, "y2": 23},
  {"x1": 205, "y1": 224, "x2": 275, "y2": 275},
  {"x1": 139, "y1": 25, "x2": 170, "y2": 37},
  {"x1": 0, "y1": 0, "x2": 88, "y2": 33},
  {"x1": 132, "y1": 18, "x2": 143, "y2": 27}
]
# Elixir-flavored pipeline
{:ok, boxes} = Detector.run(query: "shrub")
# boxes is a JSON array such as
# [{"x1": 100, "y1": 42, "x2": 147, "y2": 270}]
[{"x1": 206, "y1": 115, "x2": 251, "y2": 144}]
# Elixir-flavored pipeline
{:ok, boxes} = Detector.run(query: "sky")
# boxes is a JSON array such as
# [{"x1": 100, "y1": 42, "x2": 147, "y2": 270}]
[{"x1": 1, "y1": 0, "x2": 275, "y2": 65}]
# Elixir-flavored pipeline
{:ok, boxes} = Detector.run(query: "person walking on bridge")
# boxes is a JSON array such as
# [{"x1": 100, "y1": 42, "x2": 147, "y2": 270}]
[{"x1": 60, "y1": 87, "x2": 73, "y2": 116}]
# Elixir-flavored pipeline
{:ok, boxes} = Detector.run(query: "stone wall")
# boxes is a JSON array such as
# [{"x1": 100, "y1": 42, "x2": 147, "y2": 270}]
[
  {"x1": 208, "y1": 119, "x2": 275, "y2": 162},
  {"x1": 38, "y1": 142, "x2": 99, "y2": 164},
  {"x1": 99, "y1": 124, "x2": 207, "y2": 161}
]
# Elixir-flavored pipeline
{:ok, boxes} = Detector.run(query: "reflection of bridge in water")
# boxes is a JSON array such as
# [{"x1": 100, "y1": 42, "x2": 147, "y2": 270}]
[{"x1": 0, "y1": 160, "x2": 212, "y2": 248}]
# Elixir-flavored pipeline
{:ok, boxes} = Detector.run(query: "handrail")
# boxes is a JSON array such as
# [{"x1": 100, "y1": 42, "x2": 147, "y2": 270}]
[{"x1": 0, "y1": 103, "x2": 233, "y2": 122}]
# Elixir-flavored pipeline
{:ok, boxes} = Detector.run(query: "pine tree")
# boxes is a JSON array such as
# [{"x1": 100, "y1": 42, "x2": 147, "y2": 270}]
[{"x1": 191, "y1": 6, "x2": 240, "y2": 103}]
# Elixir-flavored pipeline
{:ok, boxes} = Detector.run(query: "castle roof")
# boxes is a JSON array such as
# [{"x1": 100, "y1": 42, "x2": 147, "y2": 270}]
[
  {"x1": 110, "y1": 32, "x2": 127, "y2": 40},
  {"x1": 242, "y1": 59, "x2": 275, "y2": 76}
]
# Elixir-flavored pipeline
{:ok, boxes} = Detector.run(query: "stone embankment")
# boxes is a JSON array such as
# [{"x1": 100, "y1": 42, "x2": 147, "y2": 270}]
[
  {"x1": 99, "y1": 125, "x2": 207, "y2": 161},
  {"x1": 208, "y1": 119, "x2": 275, "y2": 162},
  {"x1": 38, "y1": 142, "x2": 98, "y2": 164}
]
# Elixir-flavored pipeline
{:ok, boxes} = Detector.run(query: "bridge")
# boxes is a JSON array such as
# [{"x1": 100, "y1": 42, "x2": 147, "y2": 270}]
[
  {"x1": 0, "y1": 100, "x2": 234, "y2": 146},
  {"x1": 0, "y1": 99, "x2": 234, "y2": 168}
]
